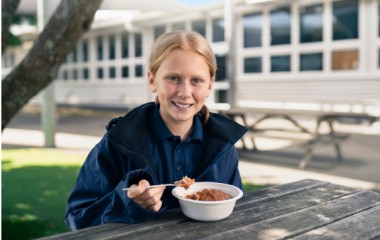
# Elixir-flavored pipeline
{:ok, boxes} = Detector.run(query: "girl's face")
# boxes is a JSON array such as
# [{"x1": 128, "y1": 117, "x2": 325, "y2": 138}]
[{"x1": 149, "y1": 49, "x2": 213, "y2": 128}]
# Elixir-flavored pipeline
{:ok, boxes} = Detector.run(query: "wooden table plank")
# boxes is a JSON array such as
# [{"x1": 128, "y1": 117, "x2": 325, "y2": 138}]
[
  {"x1": 237, "y1": 179, "x2": 328, "y2": 206},
  {"x1": 204, "y1": 191, "x2": 380, "y2": 240},
  {"x1": 294, "y1": 205, "x2": 380, "y2": 240}
]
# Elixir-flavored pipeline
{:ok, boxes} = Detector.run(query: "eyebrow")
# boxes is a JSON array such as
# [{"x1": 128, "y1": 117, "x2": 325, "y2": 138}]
[{"x1": 165, "y1": 72, "x2": 209, "y2": 80}]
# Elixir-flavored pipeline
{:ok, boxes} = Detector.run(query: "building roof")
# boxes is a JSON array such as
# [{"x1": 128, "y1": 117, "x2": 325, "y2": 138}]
[{"x1": 16, "y1": 0, "x2": 191, "y2": 14}]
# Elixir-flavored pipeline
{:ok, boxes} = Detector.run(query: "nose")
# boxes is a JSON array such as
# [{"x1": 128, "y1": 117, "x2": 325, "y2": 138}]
[{"x1": 178, "y1": 82, "x2": 191, "y2": 98}]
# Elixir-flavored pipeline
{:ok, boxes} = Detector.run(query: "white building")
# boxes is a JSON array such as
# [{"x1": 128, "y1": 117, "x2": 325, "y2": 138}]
[{"x1": 2, "y1": 0, "x2": 380, "y2": 112}]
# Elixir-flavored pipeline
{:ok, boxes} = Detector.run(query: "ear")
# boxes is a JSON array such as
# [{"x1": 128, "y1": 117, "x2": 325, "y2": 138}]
[
  {"x1": 206, "y1": 78, "x2": 214, "y2": 97},
  {"x1": 148, "y1": 72, "x2": 157, "y2": 93},
  {"x1": 209, "y1": 78, "x2": 215, "y2": 90}
]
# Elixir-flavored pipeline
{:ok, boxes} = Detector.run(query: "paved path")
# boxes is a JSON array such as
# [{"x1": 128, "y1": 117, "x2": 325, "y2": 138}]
[{"x1": 2, "y1": 105, "x2": 380, "y2": 191}]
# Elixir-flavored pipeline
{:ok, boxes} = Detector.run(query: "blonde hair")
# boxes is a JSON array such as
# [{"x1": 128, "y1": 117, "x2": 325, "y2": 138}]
[{"x1": 149, "y1": 31, "x2": 216, "y2": 124}]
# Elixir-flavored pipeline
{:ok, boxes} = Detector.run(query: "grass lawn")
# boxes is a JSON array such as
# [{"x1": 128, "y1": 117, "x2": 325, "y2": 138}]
[
  {"x1": 2, "y1": 148, "x2": 266, "y2": 239},
  {"x1": 2, "y1": 148, "x2": 87, "y2": 240}
]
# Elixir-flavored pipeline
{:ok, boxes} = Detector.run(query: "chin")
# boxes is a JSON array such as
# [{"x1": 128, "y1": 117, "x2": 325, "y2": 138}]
[
  {"x1": 174, "y1": 114, "x2": 193, "y2": 121},
  {"x1": 171, "y1": 112, "x2": 195, "y2": 122}
]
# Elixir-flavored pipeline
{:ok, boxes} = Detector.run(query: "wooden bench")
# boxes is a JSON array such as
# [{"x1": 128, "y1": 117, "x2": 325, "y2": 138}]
[{"x1": 215, "y1": 100, "x2": 379, "y2": 169}]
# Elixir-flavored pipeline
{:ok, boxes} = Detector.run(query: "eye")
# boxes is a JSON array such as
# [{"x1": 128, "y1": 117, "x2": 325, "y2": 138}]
[
  {"x1": 167, "y1": 76, "x2": 180, "y2": 82},
  {"x1": 191, "y1": 78, "x2": 202, "y2": 84}
]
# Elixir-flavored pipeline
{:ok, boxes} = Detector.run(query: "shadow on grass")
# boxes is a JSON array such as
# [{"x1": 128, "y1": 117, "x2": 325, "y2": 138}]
[{"x1": 2, "y1": 163, "x2": 80, "y2": 240}]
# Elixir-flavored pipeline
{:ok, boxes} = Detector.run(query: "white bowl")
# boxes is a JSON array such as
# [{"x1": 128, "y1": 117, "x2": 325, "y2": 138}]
[{"x1": 172, "y1": 182, "x2": 243, "y2": 221}]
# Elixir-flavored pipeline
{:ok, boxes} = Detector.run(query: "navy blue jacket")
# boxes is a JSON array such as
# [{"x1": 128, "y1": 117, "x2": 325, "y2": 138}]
[{"x1": 65, "y1": 102, "x2": 247, "y2": 230}]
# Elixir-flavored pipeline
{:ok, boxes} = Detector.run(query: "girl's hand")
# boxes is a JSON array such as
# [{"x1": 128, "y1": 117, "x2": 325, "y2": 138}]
[{"x1": 126, "y1": 179, "x2": 165, "y2": 212}]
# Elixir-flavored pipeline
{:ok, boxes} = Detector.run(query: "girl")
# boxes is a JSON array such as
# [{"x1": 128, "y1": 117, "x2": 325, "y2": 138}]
[{"x1": 65, "y1": 31, "x2": 247, "y2": 230}]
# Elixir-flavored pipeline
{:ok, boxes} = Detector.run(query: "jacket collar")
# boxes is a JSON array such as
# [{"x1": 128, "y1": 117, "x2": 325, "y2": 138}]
[
  {"x1": 150, "y1": 104, "x2": 203, "y2": 142},
  {"x1": 107, "y1": 102, "x2": 247, "y2": 174},
  {"x1": 107, "y1": 102, "x2": 156, "y2": 171}
]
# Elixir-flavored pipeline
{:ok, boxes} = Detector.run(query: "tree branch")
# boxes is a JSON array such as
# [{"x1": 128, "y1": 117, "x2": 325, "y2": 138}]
[{"x1": 2, "y1": 0, "x2": 103, "y2": 130}]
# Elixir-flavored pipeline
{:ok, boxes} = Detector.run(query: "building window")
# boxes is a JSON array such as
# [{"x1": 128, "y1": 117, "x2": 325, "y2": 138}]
[
  {"x1": 333, "y1": 0, "x2": 358, "y2": 40},
  {"x1": 244, "y1": 57, "x2": 262, "y2": 73},
  {"x1": 63, "y1": 70, "x2": 68, "y2": 80},
  {"x1": 216, "y1": 90, "x2": 228, "y2": 103},
  {"x1": 1, "y1": 56, "x2": 4, "y2": 68},
  {"x1": 270, "y1": 7, "x2": 291, "y2": 45},
  {"x1": 134, "y1": 33, "x2": 142, "y2": 57},
  {"x1": 216, "y1": 55, "x2": 226, "y2": 81},
  {"x1": 191, "y1": 20, "x2": 206, "y2": 37},
  {"x1": 212, "y1": 18, "x2": 224, "y2": 42},
  {"x1": 300, "y1": 4, "x2": 323, "y2": 43},
  {"x1": 109, "y1": 67, "x2": 116, "y2": 78},
  {"x1": 243, "y1": 13, "x2": 262, "y2": 48},
  {"x1": 73, "y1": 47, "x2": 78, "y2": 63},
  {"x1": 300, "y1": 53, "x2": 323, "y2": 71},
  {"x1": 172, "y1": 22, "x2": 185, "y2": 31},
  {"x1": 83, "y1": 68, "x2": 89, "y2": 80},
  {"x1": 97, "y1": 36, "x2": 103, "y2": 60},
  {"x1": 10, "y1": 53, "x2": 15, "y2": 66},
  {"x1": 82, "y1": 40, "x2": 88, "y2": 62},
  {"x1": 122, "y1": 32, "x2": 129, "y2": 58},
  {"x1": 73, "y1": 69, "x2": 78, "y2": 80},
  {"x1": 271, "y1": 55, "x2": 291, "y2": 72},
  {"x1": 97, "y1": 67, "x2": 103, "y2": 79},
  {"x1": 2, "y1": 55, "x2": 7, "y2": 68},
  {"x1": 332, "y1": 50, "x2": 358, "y2": 70},
  {"x1": 122, "y1": 66, "x2": 129, "y2": 78},
  {"x1": 154, "y1": 25, "x2": 166, "y2": 39},
  {"x1": 109, "y1": 34, "x2": 116, "y2": 60},
  {"x1": 54, "y1": 70, "x2": 59, "y2": 80},
  {"x1": 135, "y1": 65, "x2": 143, "y2": 77}
]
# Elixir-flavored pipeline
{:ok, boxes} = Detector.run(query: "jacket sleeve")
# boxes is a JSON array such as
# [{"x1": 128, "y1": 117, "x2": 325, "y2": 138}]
[{"x1": 65, "y1": 137, "x2": 167, "y2": 230}]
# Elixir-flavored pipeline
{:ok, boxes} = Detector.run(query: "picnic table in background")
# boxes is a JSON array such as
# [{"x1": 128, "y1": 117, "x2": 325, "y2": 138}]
[
  {"x1": 39, "y1": 179, "x2": 380, "y2": 240},
  {"x1": 217, "y1": 100, "x2": 379, "y2": 169}
]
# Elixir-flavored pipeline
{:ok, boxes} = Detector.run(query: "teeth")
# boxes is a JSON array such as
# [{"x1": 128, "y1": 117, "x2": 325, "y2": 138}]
[{"x1": 174, "y1": 102, "x2": 191, "y2": 108}]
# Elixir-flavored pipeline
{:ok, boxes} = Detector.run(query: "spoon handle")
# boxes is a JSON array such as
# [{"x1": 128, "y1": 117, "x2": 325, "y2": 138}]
[{"x1": 122, "y1": 183, "x2": 176, "y2": 191}]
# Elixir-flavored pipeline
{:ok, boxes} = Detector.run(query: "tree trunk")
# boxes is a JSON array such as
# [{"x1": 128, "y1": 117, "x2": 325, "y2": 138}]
[{"x1": 2, "y1": 0, "x2": 103, "y2": 131}]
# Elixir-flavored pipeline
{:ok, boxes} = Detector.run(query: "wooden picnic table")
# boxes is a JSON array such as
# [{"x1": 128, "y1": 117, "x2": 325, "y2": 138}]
[
  {"x1": 40, "y1": 179, "x2": 380, "y2": 239},
  {"x1": 218, "y1": 106, "x2": 379, "y2": 169}
]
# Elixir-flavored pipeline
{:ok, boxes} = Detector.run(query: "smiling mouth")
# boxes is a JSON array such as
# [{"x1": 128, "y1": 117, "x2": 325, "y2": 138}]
[{"x1": 173, "y1": 101, "x2": 193, "y2": 108}]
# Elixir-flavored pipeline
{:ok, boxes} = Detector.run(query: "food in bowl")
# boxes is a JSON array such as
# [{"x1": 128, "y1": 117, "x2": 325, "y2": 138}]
[
  {"x1": 185, "y1": 189, "x2": 233, "y2": 201},
  {"x1": 172, "y1": 182, "x2": 243, "y2": 221},
  {"x1": 174, "y1": 176, "x2": 195, "y2": 189}
]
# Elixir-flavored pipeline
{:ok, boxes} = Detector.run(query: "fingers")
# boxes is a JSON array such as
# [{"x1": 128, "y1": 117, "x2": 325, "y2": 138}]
[
  {"x1": 126, "y1": 180, "x2": 165, "y2": 212},
  {"x1": 135, "y1": 189, "x2": 164, "y2": 211},
  {"x1": 127, "y1": 180, "x2": 150, "y2": 199},
  {"x1": 148, "y1": 199, "x2": 163, "y2": 212}
]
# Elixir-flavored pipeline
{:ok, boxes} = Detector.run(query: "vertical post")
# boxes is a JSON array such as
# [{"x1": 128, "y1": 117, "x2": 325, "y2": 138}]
[
  {"x1": 37, "y1": 0, "x2": 56, "y2": 147},
  {"x1": 42, "y1": 84, "x2": 56, "y2": 147},
  {"x1": 224, "y1": 0, "x2": 236, "y2": 108}
]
